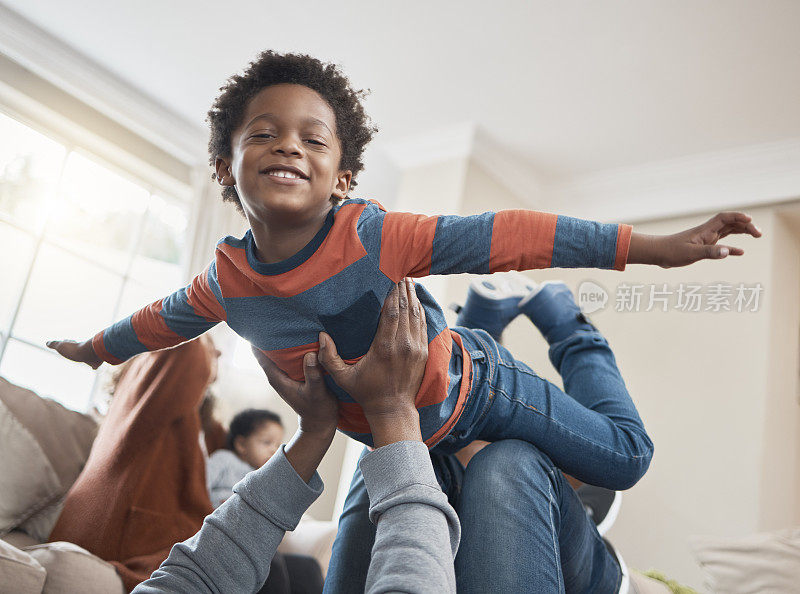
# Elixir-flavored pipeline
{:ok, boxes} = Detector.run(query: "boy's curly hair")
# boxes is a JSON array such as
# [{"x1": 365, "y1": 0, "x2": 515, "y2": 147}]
[{"x1": 207, "y1": 50, "x2": 378, "y2": 214}]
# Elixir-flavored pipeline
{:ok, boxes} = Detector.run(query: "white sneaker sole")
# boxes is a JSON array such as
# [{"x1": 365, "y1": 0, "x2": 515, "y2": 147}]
[
  {"x1": 605, "y1": 539, "x2": 630, "y2": 594},
  {"x1": 469, "y1": 272, "x2": 538, "y2": 301},
  {"x1": 517, "y1": 279, "x2": 568, "y2": 309},
  {"x1": 616, "y1": 545, "x2": 630, "y2": 594},
  {"x1": 596, "y1": 490, "x2": 622, "y2": 537}
]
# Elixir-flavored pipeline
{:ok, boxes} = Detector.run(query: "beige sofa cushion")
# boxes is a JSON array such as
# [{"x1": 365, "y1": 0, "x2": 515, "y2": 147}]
[
  {"x1": 0, "y1": 538, "x2": 46, "y2": 594},
  {"x1": 18, "y1": 505, "x2": 66, "y2": 545},
  {"x1": 0, "y1": 377, "x2": 97, "y2": 539},
  {"x1": 0, "y1": 398, "x2": 61, "y2": 537},
  {"x1": 0, "y1": 378, "x2": 97, "y2": 488},
  {"x1": 690, "y1": 527, "x2": 800, "y2": 593},
  {"x1": 1, "y1": 530, "x2": 42, "y2": 549},
  {"x1": 24, "y1": 542, "x2": 124, "y2": 594}
]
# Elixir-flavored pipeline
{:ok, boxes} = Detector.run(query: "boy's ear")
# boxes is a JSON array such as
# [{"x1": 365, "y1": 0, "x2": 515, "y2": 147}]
[
  {"x1": 332, "y1": 170, "x2": 352, "y2": 200},
  {"x1": 215, "y1": 157, "x2": 235, "y2": 187}
]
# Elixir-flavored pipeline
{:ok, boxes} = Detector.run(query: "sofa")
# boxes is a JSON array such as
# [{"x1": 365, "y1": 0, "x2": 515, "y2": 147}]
[{"x1": 0, "y1": 376, "x2": 337, "y2": 593}]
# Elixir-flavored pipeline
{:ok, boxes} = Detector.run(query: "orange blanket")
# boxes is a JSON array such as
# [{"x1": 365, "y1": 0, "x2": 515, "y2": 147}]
[{"x1": 48, "y1": 339, "x2": 215, "y2": 591}]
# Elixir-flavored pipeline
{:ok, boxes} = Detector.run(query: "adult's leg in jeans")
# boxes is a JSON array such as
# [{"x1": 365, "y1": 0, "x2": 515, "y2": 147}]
[
  {"x1": 469, "y1": 327, "x2": 654, "y2": 490},
  {"x1": 323, "y1": 449, "x2": 376, "y2": 594},
  {"x1": 455, "y1": 439, "x2": 621, "y2": 594}
]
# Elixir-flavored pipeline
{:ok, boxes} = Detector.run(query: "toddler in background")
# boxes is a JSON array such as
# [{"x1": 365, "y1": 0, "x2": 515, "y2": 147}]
[{"x1": 206, "y1": 408, "x2": 284, "y2": 508}]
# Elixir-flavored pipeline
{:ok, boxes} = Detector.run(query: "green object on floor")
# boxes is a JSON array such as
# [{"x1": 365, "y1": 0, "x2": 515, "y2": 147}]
[{"x1": 640, "y1": 569, "x2": 699, "y2": 594}]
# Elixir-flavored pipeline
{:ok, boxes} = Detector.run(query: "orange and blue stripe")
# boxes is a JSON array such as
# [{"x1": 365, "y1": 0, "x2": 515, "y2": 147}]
[{"x1": 92, "y1": 198, "x2": 631, "y2": 447}]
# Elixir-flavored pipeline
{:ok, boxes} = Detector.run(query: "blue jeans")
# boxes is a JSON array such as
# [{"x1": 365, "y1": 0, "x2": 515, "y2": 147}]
[
  {"x1": 436, "y1": 327, "x2": 654, "y2": 490},
  {"x1": 325, "y1": 326, "x2": 653, "y2": 592},
  {"x1": 325, "y1": 442, "x2": 622, "y2": 593}
]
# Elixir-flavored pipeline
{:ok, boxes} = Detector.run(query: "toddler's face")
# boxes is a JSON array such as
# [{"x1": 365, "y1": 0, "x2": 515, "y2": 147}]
[
  {"x1": 235, "y1": 420, "x2": 285, "y2": 468},
  {"x1": 219, "y1": 83, "x2": 351, "y2": 224}
]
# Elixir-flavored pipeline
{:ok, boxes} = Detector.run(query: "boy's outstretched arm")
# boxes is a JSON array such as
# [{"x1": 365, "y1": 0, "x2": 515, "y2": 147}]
[
  {"x1": 366, "y1": 201, "x2": 761, "y2": 280},
  {"x1": 371, "y1": 206, "x2": 633, "y2": 279},
  {"x1": 46, "y1": 339, "x2": 103, "y2": 369},
  {"x1": 627, "y1": 211, "x2": 762, "y2": 268},
  {"x1": 46, "y1": 261, "x2": 226, "y2": 368}
]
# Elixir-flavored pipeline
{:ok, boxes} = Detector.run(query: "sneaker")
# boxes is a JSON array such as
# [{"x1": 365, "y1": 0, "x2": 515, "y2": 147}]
[
  {"x1": 453, "y1": 273, "x2": 537, "y2": 341},
  {"x1": 604, "y1": 539, "x2": 630, "y2": 594},
  {"x1": 518, "y1": 281, "x2": 596, "y2": 344},
  {"x1": 577, "y1": 485, "x2": 622, "y2": 537}
]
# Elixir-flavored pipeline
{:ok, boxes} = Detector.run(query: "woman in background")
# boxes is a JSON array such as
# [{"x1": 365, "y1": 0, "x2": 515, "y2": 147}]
[{"x1": 48, "y1": 336, "x2": 220, "y2": 591}]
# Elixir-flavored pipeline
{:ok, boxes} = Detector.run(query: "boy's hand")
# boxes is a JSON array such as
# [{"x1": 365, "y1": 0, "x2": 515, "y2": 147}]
[
  {"x1": 629, "y1": 211, "x2": 762, "y2": 268},
  {"x1": 317, "y1": 279, "x2": 428, "y2": 446},
  {"x1": 46, "y1": 339, "x2": 103, "y2": 370},
  {"x1": 251, "y1": 347, "x2": 338, "y2": 438}
]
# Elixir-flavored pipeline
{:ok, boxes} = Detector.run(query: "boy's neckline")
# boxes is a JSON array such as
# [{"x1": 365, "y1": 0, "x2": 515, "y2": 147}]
[{"x1": 243, "y1": 209, "x2": 335, "y2": 276}]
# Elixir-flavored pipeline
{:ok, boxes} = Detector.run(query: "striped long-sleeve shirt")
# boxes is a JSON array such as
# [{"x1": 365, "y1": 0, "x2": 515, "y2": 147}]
[{"x1": 92, "y1": 199, "x2": 632, "y2": 446}]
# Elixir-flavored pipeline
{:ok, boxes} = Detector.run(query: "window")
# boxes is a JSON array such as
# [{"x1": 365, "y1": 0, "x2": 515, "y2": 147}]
[{"x1": 0, "y1": 110, "x2": 191, "y2": 412}]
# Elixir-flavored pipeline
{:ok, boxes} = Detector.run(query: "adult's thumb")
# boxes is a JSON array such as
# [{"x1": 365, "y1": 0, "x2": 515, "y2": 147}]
[
  {"x1": 302, "y1": 352, "x2": 325, "y2": 386},
  {"x1": 317, "y1": 332, "x2": 348, "y2": 378}
]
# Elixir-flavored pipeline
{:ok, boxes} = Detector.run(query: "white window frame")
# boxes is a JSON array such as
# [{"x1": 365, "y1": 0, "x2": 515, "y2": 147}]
[{"x1": 0, "y1": 104, "x2": 196, "y2": 409}]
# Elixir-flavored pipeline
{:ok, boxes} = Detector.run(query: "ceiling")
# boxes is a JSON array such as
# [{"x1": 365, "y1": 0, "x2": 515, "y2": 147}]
[{"x1": 3, "y1": 0, "x2": 800, "y2": 180}]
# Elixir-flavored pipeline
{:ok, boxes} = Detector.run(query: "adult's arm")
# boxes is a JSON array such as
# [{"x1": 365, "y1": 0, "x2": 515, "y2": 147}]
[
  {"x1": 132, "y1": 443, "x2": 322, "y2": 593},
  {"x1": 320, "y1": 279, "x2": 460, "y2": 593},
  {"x1": 361, "y1": 440, "x2": 460, "y2": 594}
]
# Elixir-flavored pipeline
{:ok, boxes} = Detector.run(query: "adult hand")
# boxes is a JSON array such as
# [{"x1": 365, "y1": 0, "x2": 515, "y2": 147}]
[
  {"x1": 251, "y1": 348, "x2": 339, "y2": 482},
  {"x1": 46, "y1": 339, "x2": 103, "y2": 369},
  {"x1": 318, "y1": 278, "x2": 428, "y2": 446},
  {"x1": 251, "y1": 348, "x2": 339, "y2": 438},
  {"x1": 628, "y1": 211, "x2": 762, "y2": 268}
]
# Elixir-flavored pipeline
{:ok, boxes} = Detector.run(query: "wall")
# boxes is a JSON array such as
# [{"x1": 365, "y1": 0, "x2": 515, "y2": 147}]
[
  {"x1": 572, "y1": 207, "x2": 769, "y2": 588},
  {"x1": 760, "y1": 207, "x2": 800, "y2": 529}
]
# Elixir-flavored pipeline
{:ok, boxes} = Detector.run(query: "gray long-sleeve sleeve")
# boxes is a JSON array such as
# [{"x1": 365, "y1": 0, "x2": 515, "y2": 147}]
[
  {"x1": 205, "y1": 449, "x2": 255, "y2": 508},
  {"x1": 133, "y1": 444, "x2": 322, "y2": 594},
  {"x1": 133, "y1": 440, "x2": 459, "y2": 594},
  {"x1": 361, "y1": 440, "x2": 460, "y2": 594}
]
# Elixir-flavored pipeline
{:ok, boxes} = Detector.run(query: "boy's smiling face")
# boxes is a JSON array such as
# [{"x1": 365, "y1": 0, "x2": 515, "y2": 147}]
[{"x1": 215, "y1": 83, "x2": 352, "y2": 226}]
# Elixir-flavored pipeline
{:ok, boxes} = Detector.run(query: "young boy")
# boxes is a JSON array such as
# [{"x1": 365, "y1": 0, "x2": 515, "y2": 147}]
[
  {"x1": 48, "y1": 50, "x2": 760, "y2": 490},
  {"x1": 206, "y1": 409, "x2": 284, "y2": 508}
]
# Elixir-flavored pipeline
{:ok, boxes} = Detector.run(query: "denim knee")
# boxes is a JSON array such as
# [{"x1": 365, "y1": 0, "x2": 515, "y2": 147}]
[
  {"x1": 466, "y1": 436, "x2": 654, "y2": 493},
  {"x1": 464, "y1": 439, "x2": 560, "y2": 497},
  {"x1": 608, "y1": 430, "x2": 655, "y2": 490}
]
